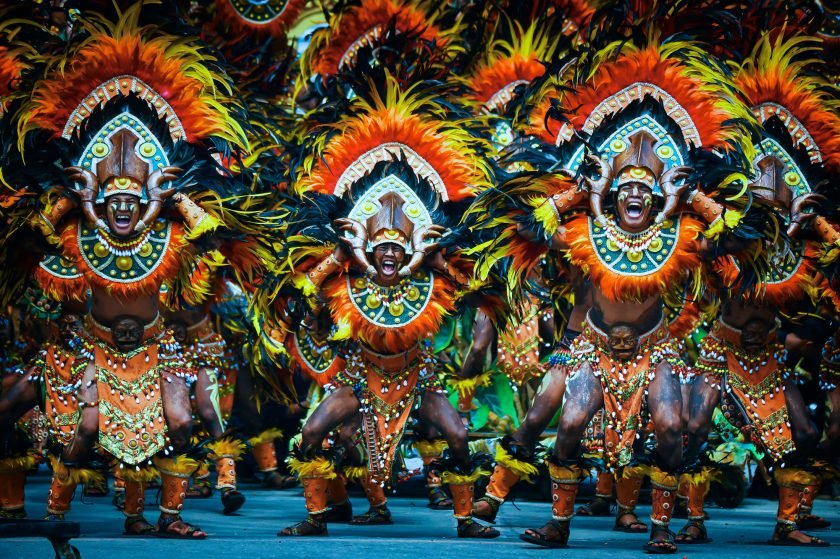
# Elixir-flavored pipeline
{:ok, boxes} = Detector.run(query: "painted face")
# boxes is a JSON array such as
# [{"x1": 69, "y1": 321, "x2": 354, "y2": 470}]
[
  {"x1": 111, "y1": 316, "x2": 144, "y2": 352},
  {"x1": 59, "y1": 313, "x2": 82, "y2": 341},
  {"x1": 741, "y1": 320, "x2": 771, "y2": 354},
  {"x1": 106, "y1": 194, "x2": 141, "y2": 238},
  {"x1": 607, "y1": 324, "x2": 639, "y2": 361},
  {"x1": 615, "y1": 183, "x2": 654, "y2": 232},
  {"x1": 372, "y1": 243, "x2": 406, "y2": 284}
]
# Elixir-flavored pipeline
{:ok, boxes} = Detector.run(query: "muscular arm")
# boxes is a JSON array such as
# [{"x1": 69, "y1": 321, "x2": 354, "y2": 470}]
[{"x1": 459, "y1": 311, "x2": 494, "y2": 379}]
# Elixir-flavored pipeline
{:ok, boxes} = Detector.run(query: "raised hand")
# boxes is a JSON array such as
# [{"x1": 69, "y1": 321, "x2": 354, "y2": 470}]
[{"x1": 657, "y1": 165, "x2": 693, "y2": 223}]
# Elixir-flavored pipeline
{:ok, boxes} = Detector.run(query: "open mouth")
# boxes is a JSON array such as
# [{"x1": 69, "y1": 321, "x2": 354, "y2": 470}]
[
  {"x1": 381, "y1": 259, "x2": 397, "y2": 276},
  {"x1": 114, "y1": 213, "x2": 133, "y2": 227},
  {"x1": 625, "y1": 201, "x2": 644, "y2": 219}
]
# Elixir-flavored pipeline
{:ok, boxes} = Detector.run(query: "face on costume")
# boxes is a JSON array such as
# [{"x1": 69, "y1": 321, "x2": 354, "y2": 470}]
[
  {"x1": 607, "y1": 324, "x2": 639, "y2": 361},
  {"x1": 372, "y1": 243, "x2": 406, "y2": 284},
  {"x1": 111, "y1": 316, "x2": 144, "y2": 352},
  {"x1": 59, "y1": 313, "x2": 82, "y2": 341},
  {"x1": 741, "y1": 319, "x2": 772, "y2": 354},
  {"x1": 106, "y1": 194, "x2": 141, "y2": 238},
  {"x1": 615, "y1": 183, "x2": 654, "y2": 232}
]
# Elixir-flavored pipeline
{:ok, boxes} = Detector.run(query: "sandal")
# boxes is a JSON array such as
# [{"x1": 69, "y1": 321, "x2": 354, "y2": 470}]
[
  {"x1": 427, "y1": 486, "x2": 453, "y2": 510},
  {"x1": 221, "y1": 488, "x2": 246, "y2": 515},
  {"x1": 577, "y1": 495, "x2": 612, "y2": 517},
  {"x1": 185, "y1": 479, "x2": 213, "y2": 499},
  {"x1": 0, "y1": 508, "x2": 27, "y2": 520},
  {"x1": 769, "y1": 522, "x2": 830, "y2": 547},
  {"x1": 458, "y1": 518, "x2": 500, "y2": 539},
  {"x1": 675, "y1": 519, "x2": 712, "y2": 544},
  {"x1": 350, "y1": 505, "x2": 393, "y2": 525},
  {"x1": 278, "y1": 517, "x2": 327, "y2": 536},
  {"x1": 519, "y1": 519, "x2": 570, "y2": 548},
  {"x1": 155, "y1": 516, "x2": 207, "y2": 539},
  {"x1": 471, "y1": 496, "x2": 500, "y2": 524},
  {"x1": 614, "y1": 510, "x2": 648, "y2": 533},
  {"x1": 643, "y1": 527, "x2": 677, "y2": 554},
  {"x1": 123, "y1": 515, "x2": 155, "y2": 537},
  {"x1": 323, "y1": 501, "x2": 353, "y2": 523},
  {"x1": 797, "y1": 514, "x2": 832, "y2": 530}
]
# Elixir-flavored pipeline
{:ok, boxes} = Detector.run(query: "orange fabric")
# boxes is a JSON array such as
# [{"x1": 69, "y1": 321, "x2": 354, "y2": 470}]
[
  {"x1": 616, "y1": 475, "x2": 643, "y2": 509},
  {"x1": 650, "y1": 485, "x2": 676, "y2": 526},
  {"x1": 61, "y1": 220, "x2": 185, "y2": 298},
  {"x1": 328, "y1": 477, "x2": 349, "y2": 505},
  {"x1": 90, "y1": 324, "x2": 170, "y2": 465},
  {"x1": 449, "y1": 483, "x2": 475, "y2": 519},
  {"x1": 324, "y1": 273, "x2": 456, "y2": 353},
  {"x1": 214, "y1": 456, "x2": 237, "y2": 490},
  {"x1": 565, "y1": 214, "x2": 704, "y2": 302},
  {"x1": 486, "y1": 464, "x2": 520, "y2": 501},
  {"x1": 686, "y1": 480, "x2": 709, "y2": 520},
  {"x1": 123, "y1": 480, "x2": 146, "y2": 516},
  {"x1": 799, "y1": 482, "x2": 820, "y2": 513},
  {"x1": 42, "y1": 342, "x2": 87, "y2": 446},
  {"x1": 595, "y1": 471, "x2": 615, "y2": 498},
  {"x1": 351, "y1": 354, "x2": 425, "y2": 483},
  {"x1": 497, "y1": 296, "x2": 547, "y2": 385},
  {"x1": 160, "y1": 472, "x2": 189, "y2": 514},
  {"x1": 113, "y1": 465, "x2": 125, "y2": 490},
  {"x1": 252, "y1": 441, "x2": 278, "y2": 473},
  {"x1": 47, "y1": 476, "x2": 76, "y2": 515},
  {"x1": 0, "y1": 471, "x2": 25, "y2": 511},
  {"x1": 360, "y1": 474, "x2": 388, "y2": 508},
  {"x1": 713, "y1": 321, "x2": 794, "y2": 461},
  {"x1": 690, "y1": 192, "x2": 723, "y2": 224},
  {"x1": 777, "y1": 485, "x2": 802, "y2": 524},
  {"x1": 302, "y1": 476, "x2": 330, "y2": 515},
  {"x1": 550, "y1": 479, "x2": 580, "y2": 521}
]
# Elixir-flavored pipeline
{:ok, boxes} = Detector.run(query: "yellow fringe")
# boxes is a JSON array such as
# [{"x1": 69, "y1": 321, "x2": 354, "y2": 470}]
[
  {"x1": 678, "y1": 467, "x2": 717, "y2": 488},
  {"x1": 207, "y1": 438, "x2": 247, "y2": 461},
  {"x1": 342, "y1": 466, "x2": 369, "y2": 483},
  {"x1": 0, "y1": 452, "x2": 37, "y2": 474},
  {"x1": 184, "y1": 213, "x2": 221, "y2": 241},
  {"x1": 704, "y1": 210, "x2": 743, "y2": 240},
  {"x1": 775, "y1": 468, "x2": 820, "y2": 489},
  {"x1": 820, "y1": 240, "x2": 840, "y2": 266},
  {"x1": 330, "y1": 316, "x2": 353, "y2": 341},
  {"x1": 414, "y1": 439, "x2": 449, "y2": 458},
  {"x1": 532, "y1": 197, "x2": 560, "y2": 235},
  {"x1": 447, "y1": 371, "x2": 493, "y2": 398},
  {"x1": 153, "y1": 455, "x2": 200, "y2": 476},
  {"x1": 122, "y1": 466, "x2": 160, "y2": 483},
  {"x1": 620, "y1": 465, "x2": 649, "y2": 479},
  {"x1": 441, "y1": 468, "x2": 490, "y2": 486},
  {"x1": 496, "y1": 445, "x2": 540, "y2": 483},
  {"x1": 546, "y1": 462, "x2": 582, "y2": 483},
  {"x1": 649, "y1": 467, "x2": 678, "y2": 489},
  {"x1": 291, "y1": 272, "x2": 317, "y2": 297},
  {"x1": 248, "y1": 428, "x2": 284, "y2": 446},
  {"x1": 288, "y1": 456, "x2": 336, "y2": 480},
  {"x1": 49, "y1": 456, "x2": 104, "y2": 487}
]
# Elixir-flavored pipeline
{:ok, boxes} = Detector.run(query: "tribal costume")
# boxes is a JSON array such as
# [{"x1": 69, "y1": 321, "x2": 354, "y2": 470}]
[
  {"x1": 681, "y1": 30, "x2": 840, "y2": 547},
  {"x1": 0, "y1": 3, "x2": 260, "y2": 538},
  {"x1": 466, "y1": 15, "x2": 768, "y2": 547}
]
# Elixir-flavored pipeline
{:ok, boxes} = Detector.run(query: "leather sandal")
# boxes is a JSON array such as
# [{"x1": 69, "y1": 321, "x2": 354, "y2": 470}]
[
  {"x1": 519, "y1": 519, "x2": 570, "y2": 548},
  {"x1": 458, "y1": 518, "x2": 500, "y2": 539},
  {"x1": 675, "y1": 519, "x2": 712, "y2": 544},
  {"x1": 350, "y1": 505, "x2": 393, "y2": 525},
  {"x1": 278, "y1": 516, "x2": 327, "y2": 536}
]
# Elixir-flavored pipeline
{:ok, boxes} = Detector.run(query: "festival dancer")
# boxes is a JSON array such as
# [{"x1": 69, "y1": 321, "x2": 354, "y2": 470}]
[
  {"x1": 0, "y1": 3, "x2": 262, "y2": 538},
  {"x1": 682, "y1": 31, "x2": 840, "y2": 547},
  {"x1": 255, "y1": 58, "x2": 503, "y2": 536},
  {"x1": 466, "y1": 30, "x2": 771, "y2": 551}
]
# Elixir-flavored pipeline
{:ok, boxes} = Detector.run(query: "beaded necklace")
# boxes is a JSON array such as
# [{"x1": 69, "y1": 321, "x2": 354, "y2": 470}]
[{"x1": 602, "y1": 216, "x2": 663, "y2": 253}]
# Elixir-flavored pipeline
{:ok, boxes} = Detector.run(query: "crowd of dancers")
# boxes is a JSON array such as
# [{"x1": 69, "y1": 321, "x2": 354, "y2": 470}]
[{"x1": 0, "y1": 0, "x2": 839, "y2": 554}]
